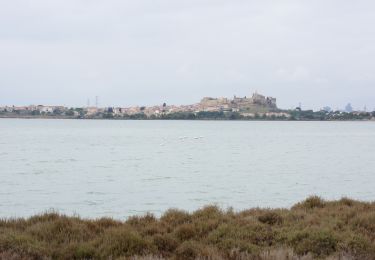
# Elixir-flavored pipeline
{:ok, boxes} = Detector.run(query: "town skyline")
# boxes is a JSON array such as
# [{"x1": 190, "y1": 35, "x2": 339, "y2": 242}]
[
  {"x1": 1, "y1": 91, "x2": 373, "y2": 114},
  {"x1": 0, "y1": 91, "x2": 372, "y2": 113}
]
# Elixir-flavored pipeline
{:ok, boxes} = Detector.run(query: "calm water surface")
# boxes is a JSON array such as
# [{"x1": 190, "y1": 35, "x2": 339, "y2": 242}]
[{"x1": 0, "y1": 119, "x2": 374, "y2": 219}]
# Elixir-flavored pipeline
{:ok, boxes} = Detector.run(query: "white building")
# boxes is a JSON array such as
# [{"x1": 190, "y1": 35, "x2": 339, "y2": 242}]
[{"x1": 37, "y1": 105, "x2": 58, "y2": 113}]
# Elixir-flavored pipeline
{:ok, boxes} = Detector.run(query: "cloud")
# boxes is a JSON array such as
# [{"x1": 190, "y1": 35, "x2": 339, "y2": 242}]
[
  {"x1": 275, "y1": 67, "x2": 311, "y2": 82},
  {"x1": 0, "y1": 0, "x2": 374, "y2": 110}
]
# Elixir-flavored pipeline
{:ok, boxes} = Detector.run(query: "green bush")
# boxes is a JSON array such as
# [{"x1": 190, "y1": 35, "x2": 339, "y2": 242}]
[
  {"x1": 174, "y1": 223, "x2": 197, "y2": 241},
  {"x1": 152, "y1": 233, "x2": 178, "y2": 253},
  {"x1": 288, "y1": 230, "x2": 337, "y2": 257},
  {"x1": 293, "y1": 196, "x2": 326, "y2": 209},
  {"x1": 345, "y1": 235, "x2": 375, "y2": 258},
  {"x1": 95, "y1": 227, "x2": 154, "y2": 258},
  {"x1": 258, "y1": 211, "x2": 283, "y2": 225},
  {"x1": 175, "y1": 240, "x2": 202, "y2": 260},
  {"x1": 160, "y1": 209, "x2": 191, "y2": 227}
]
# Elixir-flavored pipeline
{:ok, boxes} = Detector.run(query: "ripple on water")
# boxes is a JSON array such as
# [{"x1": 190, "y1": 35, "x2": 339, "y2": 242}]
[
  {"x1": 54, "y1": 159, "x2": 64, "y2": 163},
  {"x1": 86, "y1": 191, "x2": 106, "y2": 195},
  {"x1": 3, "y1": 181, "x2": 19, "y2": 186},
  {"x1": 195, "y1": 190, "x2": 209, "y2": 194},
  {"x1": 95, "y1": 165, "x2": 111, "y2": 169},
  {"x1": 84, "y1": 200, "x2": 101, "y2": 206},
  {"x1": 32, "y1": 170, "x2": 45, "y2": 175},
  {"x1": 141, "y1": 176, "x2": 172, "y2": 182},
  {"x1": 37, "y1": 160, "x2": 49, "y2": 164},
  {"x1": 189, "y1": 198, "x2": 208, "y2": 202},
  {"x1": 0, "y1": 192, "x2": 13, "y2": 195}
]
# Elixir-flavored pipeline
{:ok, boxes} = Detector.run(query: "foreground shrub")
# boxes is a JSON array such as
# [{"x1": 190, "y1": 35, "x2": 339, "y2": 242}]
[
  {"x1": 174, "y1": 223, "x2": 197, "y2": 241},
  {"x1": 288, "y1": 230, "x2": 337, "y2": 257},
  {"x1": 26, "y1": 217, "x2": 90, "y2": 244},
  {"x1": 71, "y1": 243, "x2": 96, "y2": 259},
  {"x1": 152, "y1": 233, "x2": 178, "y2": 253},
  {"x1": 0, "y1": 197, "x2": 374, "y2": 259},
  {"x1": 351, "y1": 211, "x2": 375, "y2": 235},
  {"x1": 160, "y1": 209, "x2": 190, "y2": 227},
  {"x1": 345, "y1": 234, "x2": 375, "y2": 258},
  {"x1": 192, "y1": 205, "x2": 222, "y2": 220},
  {"x1": 338, "y1": 197, "x2": 356, "y2": 207},
  {"x1": 293, "y1": 196, "x2": 326, "y2": 210},
  {"x1": 95, "y1": 226, "x2": 154, "y2": 258},
  {"x1": 0, "y1": 232, "x2": 47, "y2": 259},
  {"x1": 175, "y1": 240, "x2": 202, "y2": 260},
  {"x1": 258, "y1": 212, "x2": 283, "y2": 225}
]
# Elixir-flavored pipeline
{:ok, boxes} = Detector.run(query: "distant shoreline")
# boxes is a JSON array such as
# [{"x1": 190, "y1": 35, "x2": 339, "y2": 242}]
[
  {"x1": 2, "y1": 93, "x2": 374, "y2": 121},
  {"x1": 1, "y1": 114, "x2": 374, "y2": 121}
]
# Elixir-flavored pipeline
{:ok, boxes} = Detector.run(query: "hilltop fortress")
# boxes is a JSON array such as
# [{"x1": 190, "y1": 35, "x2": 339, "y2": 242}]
[{"x1": 199, "y1": 92, "x2": 278, "y2": 113}]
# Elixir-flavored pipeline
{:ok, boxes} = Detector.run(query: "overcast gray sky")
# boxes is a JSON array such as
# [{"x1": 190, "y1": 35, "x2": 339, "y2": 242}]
[{"x1": 1, "y1": 0, "x2": 374, "y2": 110}]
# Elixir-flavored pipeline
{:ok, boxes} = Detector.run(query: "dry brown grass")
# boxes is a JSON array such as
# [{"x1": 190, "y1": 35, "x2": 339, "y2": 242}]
[{"x1": 0, "y1": 197, "x2": 375, "y2": 259}]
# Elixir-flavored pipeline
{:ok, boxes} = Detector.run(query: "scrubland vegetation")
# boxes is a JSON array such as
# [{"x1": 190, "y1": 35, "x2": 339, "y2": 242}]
[{"x1": 1, "y1": 197, "x2": 375, "y2": 259}]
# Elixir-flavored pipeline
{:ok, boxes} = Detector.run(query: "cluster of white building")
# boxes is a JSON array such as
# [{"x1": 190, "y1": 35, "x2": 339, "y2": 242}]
[{"x1": 0, "y1": 105, "x2": 65, "y2": 113}]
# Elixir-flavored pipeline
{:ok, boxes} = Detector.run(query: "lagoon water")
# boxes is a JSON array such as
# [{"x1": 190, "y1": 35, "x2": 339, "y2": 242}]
[{"x1": 1, "y1": 119, "x2": 375, "y2": 219}]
